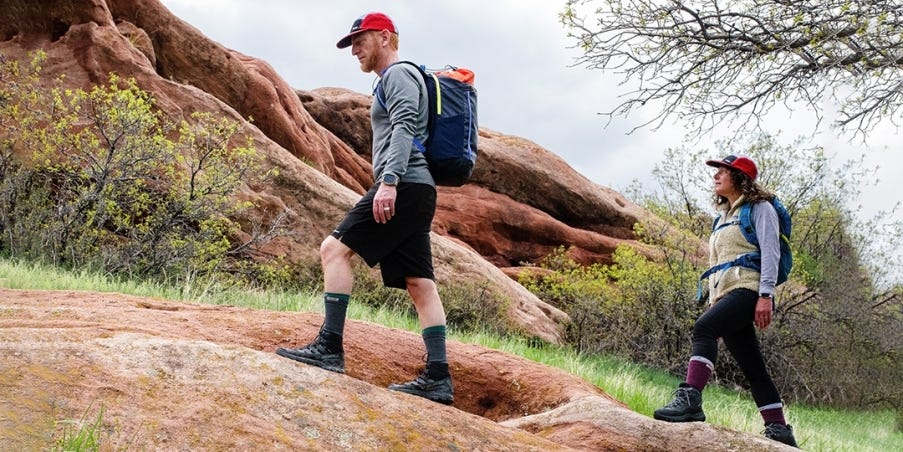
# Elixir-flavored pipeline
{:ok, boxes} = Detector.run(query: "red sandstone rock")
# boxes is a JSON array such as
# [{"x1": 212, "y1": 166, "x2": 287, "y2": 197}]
[
  {"x1": 0, "y1": 0, "x2": 685, "y2": 343},
  {"x1": 0, "y1": 289, "x2": 794, "y2": 451},
  {"x1": 299, "y1": 88, "x2": 653, "y2": 267}
]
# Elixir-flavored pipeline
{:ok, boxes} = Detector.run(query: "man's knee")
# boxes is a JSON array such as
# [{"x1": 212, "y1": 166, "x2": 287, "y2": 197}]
[
  {"x1": 321, "y1": 236, "x2": 351, "y2": 263},
  {"x1": 405, "y1": 277, "x2": 435, "y2": 292}
]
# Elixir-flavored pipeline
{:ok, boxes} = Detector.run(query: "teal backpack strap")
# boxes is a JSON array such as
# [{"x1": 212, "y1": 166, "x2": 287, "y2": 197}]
[
  {"x1": 695, "y1": 208, "x2": 759, "y2": 302},
  {"x1": 738, "y1": 202, "x2": 758, "y2": 246}
]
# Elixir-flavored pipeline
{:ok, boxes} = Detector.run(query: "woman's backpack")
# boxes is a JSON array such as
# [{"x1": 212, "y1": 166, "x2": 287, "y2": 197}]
[{"x1": 696, "y1": 197, "x2": 793, "y2": 301}]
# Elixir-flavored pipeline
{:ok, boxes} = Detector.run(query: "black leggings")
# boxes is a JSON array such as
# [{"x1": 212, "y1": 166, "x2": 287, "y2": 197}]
[{"x1": 691, "y1": 288, "x2": 781, "y2": 407}]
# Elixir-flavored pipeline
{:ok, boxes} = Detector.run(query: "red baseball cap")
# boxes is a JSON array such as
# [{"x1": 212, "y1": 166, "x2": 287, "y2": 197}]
[
  {"x1": 336, "y1": 12, "x2": 397, "y2": 49},
  {"x1": 706, "y1": 154, "x2": 758, "y2": 181}
]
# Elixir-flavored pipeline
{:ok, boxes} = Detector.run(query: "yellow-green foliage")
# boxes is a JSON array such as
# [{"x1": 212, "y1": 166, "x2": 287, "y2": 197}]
[
  {"x1": 519, "y1": 245, "x2": 612, "y2": 302},
  {"x1": 520, "y1": 241, "x2": 702, "y2": 365},
  {"x1": 0, "y1": 51, "x2": 282, "y2": 287}
]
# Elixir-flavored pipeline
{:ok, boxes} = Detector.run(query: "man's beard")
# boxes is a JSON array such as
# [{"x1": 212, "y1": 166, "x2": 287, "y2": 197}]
[{"x1": 359, "y1": 53, "x2": 378, "y2": 73}]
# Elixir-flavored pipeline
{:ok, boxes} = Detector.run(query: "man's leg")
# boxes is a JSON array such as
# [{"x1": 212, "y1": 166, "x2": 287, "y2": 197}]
[
  {"x1": 321, "y1": 236, "x2": 355, "y2": 295},
  {"x1": 319, "y1": 236, "x2": 355, "y2": 337},
  {"x1": 387, "y1": 277, "x2": 454, "y2": 404},
  {"x1": 406, "y1": 277, "x2": 446, "y2": 329},
  {"x1": 407, "y1": 277, "x2": 448, "y2": 371},
  {"x1": 275, "y1": 236, "x2": 356, "y2": 373}
]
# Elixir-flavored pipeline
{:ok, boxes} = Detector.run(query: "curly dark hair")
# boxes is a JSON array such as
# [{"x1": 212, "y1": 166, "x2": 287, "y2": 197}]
[{"x1": 713, "y1": 167, "x2": 773, "y2": 208}]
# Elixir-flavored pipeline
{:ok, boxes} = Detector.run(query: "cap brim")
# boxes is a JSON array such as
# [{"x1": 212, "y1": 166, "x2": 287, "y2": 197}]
[
  {"x1": 705, "y1": 159, "x2": 727, "y2": 168},
  {"x1": 336, "y1": 30, "x2": 366, "y2": 49}
]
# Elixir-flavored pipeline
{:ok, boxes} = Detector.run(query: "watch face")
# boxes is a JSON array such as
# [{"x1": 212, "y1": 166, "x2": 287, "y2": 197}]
[{"x1": 382, "y1": 174, "x2": 398, "y2": 185}]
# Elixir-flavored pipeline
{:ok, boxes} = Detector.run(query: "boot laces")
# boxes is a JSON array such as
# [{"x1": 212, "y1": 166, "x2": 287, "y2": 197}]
[
  {"x1": 297, "y1": 334, "x2": 331, "y2": 354},
  {"x1": 664, "y1": 387, "x2": 693, "y2": 409},
  {"x1": 763, "y1": 423, "x2": 790, "y2": 438}
]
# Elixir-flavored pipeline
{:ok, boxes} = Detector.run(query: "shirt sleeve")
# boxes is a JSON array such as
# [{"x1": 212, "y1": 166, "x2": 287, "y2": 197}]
[
  {"x1": 378, "y1": 65, "x2": 423, "y2": 179},
  {"x1": 753, "y1": 200, "x2": 780, "y2": 295}
]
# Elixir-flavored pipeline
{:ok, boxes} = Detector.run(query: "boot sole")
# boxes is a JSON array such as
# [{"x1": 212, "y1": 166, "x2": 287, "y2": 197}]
[
  {"x1": 275, "y1": 348, "x2": 345, "y2": 374},
  {"x1": 388, "y1": 387, "x2": 454, "y2": 405},
  {"x1": 653, "y1": 411, "x2": 706, "y2": 422}
]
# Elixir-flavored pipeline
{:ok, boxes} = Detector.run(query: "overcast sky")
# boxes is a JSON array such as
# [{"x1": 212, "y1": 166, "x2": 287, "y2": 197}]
[{"x1": 159, "y1": 0, "x2": 900, "y2": 259}]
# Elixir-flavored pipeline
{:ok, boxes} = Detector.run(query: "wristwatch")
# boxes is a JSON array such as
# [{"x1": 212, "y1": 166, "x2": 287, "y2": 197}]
[
  {"x1": 759, "y1": 293, "x2": 773, "y2": 299},
  {"x1": 381, "y1": 173, "x2": 399, "y2": 186}
]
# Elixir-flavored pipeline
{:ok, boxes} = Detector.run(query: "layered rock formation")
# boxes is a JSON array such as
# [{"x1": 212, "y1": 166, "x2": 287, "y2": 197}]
[
  {"x1": 0, "y1": 0, "x2": 649, "y2": 342},
  {"x1": 299, "y1": 88, "x2": 647, "y2": 268},
  {"x1": 1, "y1": 3, "x2": 793, "y2": 449},
  {"x1": 0, "y1": 289, "x2": 794, "y2": 451}
]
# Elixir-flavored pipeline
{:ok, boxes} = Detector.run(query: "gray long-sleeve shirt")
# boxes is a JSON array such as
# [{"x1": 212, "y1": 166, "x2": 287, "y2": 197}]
[
  {"x1": 751, "y1": 200, "x2": 780, "y2": 295},
  {"x1": 371, "y1": 62, "x2": 434, "y2": 186},
  {"x1": 752, "y1": 201, "x2": 781, "y2": 294}
]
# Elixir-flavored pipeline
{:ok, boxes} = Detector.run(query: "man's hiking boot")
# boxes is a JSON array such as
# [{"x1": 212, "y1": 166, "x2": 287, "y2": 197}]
[
  {"x1": 388, "y1": 367, "x2": 454, "y2": 405},
  {"x1": 275, "y1": 330, "x2": 345, "y2": 374},
  {"x1": 653, "y1": 383, "x2": 705, "y2": 422},
  {"x1": 763, "y1": 423, "x2": 798, "y2": 448}
]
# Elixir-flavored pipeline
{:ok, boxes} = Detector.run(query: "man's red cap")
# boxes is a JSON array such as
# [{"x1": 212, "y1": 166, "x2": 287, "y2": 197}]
[{"x1": 337, "y1": 12, "x2": 397, "y2": 49}]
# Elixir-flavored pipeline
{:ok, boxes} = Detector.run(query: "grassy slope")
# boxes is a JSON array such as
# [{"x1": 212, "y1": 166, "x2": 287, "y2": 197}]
[{"x1": 1, "y1": 259, "x2": 899, "y2": 451}]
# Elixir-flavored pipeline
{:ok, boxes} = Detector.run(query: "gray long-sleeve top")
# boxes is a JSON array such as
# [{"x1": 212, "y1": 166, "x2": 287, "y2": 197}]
[
  {"x1": 371, "y1": 62, "x2": 434, "y2": 186},
  {"x1": 751, "y1": 200, "x2": 780, "y2": 295}
]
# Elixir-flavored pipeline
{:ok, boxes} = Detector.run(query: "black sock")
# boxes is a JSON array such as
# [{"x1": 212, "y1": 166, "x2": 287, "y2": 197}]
[
  {"x1": 423, "y1": 325, "x2": 449, "y2": 378},
  {"x1": 427, "y1": 361, "x2": 449, "y2": 379},
  {"x1": 321, "y1": 292, "x2": 349, "y2": 336}
]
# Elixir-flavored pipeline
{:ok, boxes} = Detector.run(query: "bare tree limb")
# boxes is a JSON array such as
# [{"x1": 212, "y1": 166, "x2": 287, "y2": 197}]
[{"x1": 563, "y1": 0, "x2": 903, "y2": 139}]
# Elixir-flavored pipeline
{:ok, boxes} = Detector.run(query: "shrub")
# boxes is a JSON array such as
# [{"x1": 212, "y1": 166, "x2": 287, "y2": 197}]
[
  {"x1": 520, "y1": 242, "x2": 703, "y2": 369},
  {"x1": 440, "y1": 281, "x2": 511, "y2": 336},
  {"x1": 350, "y1": 263, "x2": 513, "y2": 336},
  {"x1": 0, "y1": 51, "x2": 285, "y2": 289}
]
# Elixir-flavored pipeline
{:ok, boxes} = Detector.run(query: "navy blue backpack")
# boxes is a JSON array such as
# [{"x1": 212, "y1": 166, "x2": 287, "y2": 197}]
[
  {"x1": 376, "y1": 61, "x2": 478, "y2": 186},
  {"x1": 696, "y1": 197, "x2": 793, "y2": 301}
]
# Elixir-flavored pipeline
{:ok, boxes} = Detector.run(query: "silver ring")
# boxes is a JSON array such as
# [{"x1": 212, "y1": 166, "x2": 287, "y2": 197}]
[{"x1": 383, "y1": 207, "x2": 391, "y2": 211}]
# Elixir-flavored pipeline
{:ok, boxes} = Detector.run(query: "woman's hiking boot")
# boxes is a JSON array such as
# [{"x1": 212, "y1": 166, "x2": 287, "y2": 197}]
[
  {"x1": 388, "y1": 362, "x2": 454, "y2": 405},
  {"x1": 763, "y1": 423, "x2": 798, "y2": 447},
  {"x1": 275, "y1": 330, "x2": 345, "y2": 373},
  {"x1": 653, "y1": 383, "x2": 706, "y2": 422}
]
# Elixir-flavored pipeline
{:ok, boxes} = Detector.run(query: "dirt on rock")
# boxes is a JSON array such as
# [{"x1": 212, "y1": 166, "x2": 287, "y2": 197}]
[{"x1": 0, "y1": 289, "x2": 794, "y2": 451}]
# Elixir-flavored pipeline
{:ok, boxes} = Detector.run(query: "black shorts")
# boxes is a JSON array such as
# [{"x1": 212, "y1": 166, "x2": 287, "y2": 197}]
[{"x1": 331, "y1": 182, "x2": 437, "y2": 289}]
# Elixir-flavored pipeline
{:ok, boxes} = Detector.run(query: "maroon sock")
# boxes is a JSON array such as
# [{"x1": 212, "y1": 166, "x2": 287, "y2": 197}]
[
  {"x1": 685, "y1": 358, "x2": 712, "y2": 391},
  {"x1": 760, "y1": 406, "x2": 786, "y2": 425}
]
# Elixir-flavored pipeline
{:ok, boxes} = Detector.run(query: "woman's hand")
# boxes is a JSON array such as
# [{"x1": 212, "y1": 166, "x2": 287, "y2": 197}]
[{"x1": 754, "y1": 296, "x2": 773, "y2": 329}]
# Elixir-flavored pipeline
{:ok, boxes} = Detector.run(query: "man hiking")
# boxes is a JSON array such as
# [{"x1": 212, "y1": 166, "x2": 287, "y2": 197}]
[{"x1": 276, "y1": 12, "x2": 453, "y2": 405}]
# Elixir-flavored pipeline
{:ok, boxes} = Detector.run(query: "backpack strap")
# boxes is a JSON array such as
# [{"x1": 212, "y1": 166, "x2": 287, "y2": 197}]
[
  {"x1": 374, "y1": 83, "x2": 388, "y2": 110},
  {"x1": 695, "y1": 252, "x2": 762, "y2": 302},
  {"x1": 696, "y1": 202, "x2": 761, "y2": 302},
  {"x1": 738, "y1": 202, "x2": 758, "y2": 247},
  {"x1": 374, "y1": 61, "x2": 434, "y2": 154}
]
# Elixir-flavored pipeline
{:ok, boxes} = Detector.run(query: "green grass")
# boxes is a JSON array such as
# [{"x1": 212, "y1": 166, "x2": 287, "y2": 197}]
[
  {"x1": 53, "y1": 404, "x2": 104, "y2": 452},
  {"x1": 2, "y1": 258, "x2": 900, "y2": 451}
]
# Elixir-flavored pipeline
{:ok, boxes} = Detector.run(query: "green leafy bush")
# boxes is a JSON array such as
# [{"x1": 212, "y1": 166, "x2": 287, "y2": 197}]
[{"x1": 0, "y1": 51, "x2": 285, "y2": 289}]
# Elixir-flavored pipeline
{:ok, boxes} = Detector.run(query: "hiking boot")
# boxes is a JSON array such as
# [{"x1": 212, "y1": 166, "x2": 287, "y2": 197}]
[
  {"x1": 763, "y1": 423, "x2": 798, "y2": 448},
  {"x1": 275, "y1": 331, "x2": 345, "y2": 374},
  {"x1": 388, "y1": 368, "x2": 454, "y2": 405},
  {"x1": 653, "y1": 383, "x2": 706, "y2": 422}
]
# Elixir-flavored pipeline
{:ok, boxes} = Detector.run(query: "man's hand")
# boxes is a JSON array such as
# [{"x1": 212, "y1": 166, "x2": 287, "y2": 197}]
[{"x1": 373, "y1": 184, "x2": 397, "y2": 224}]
